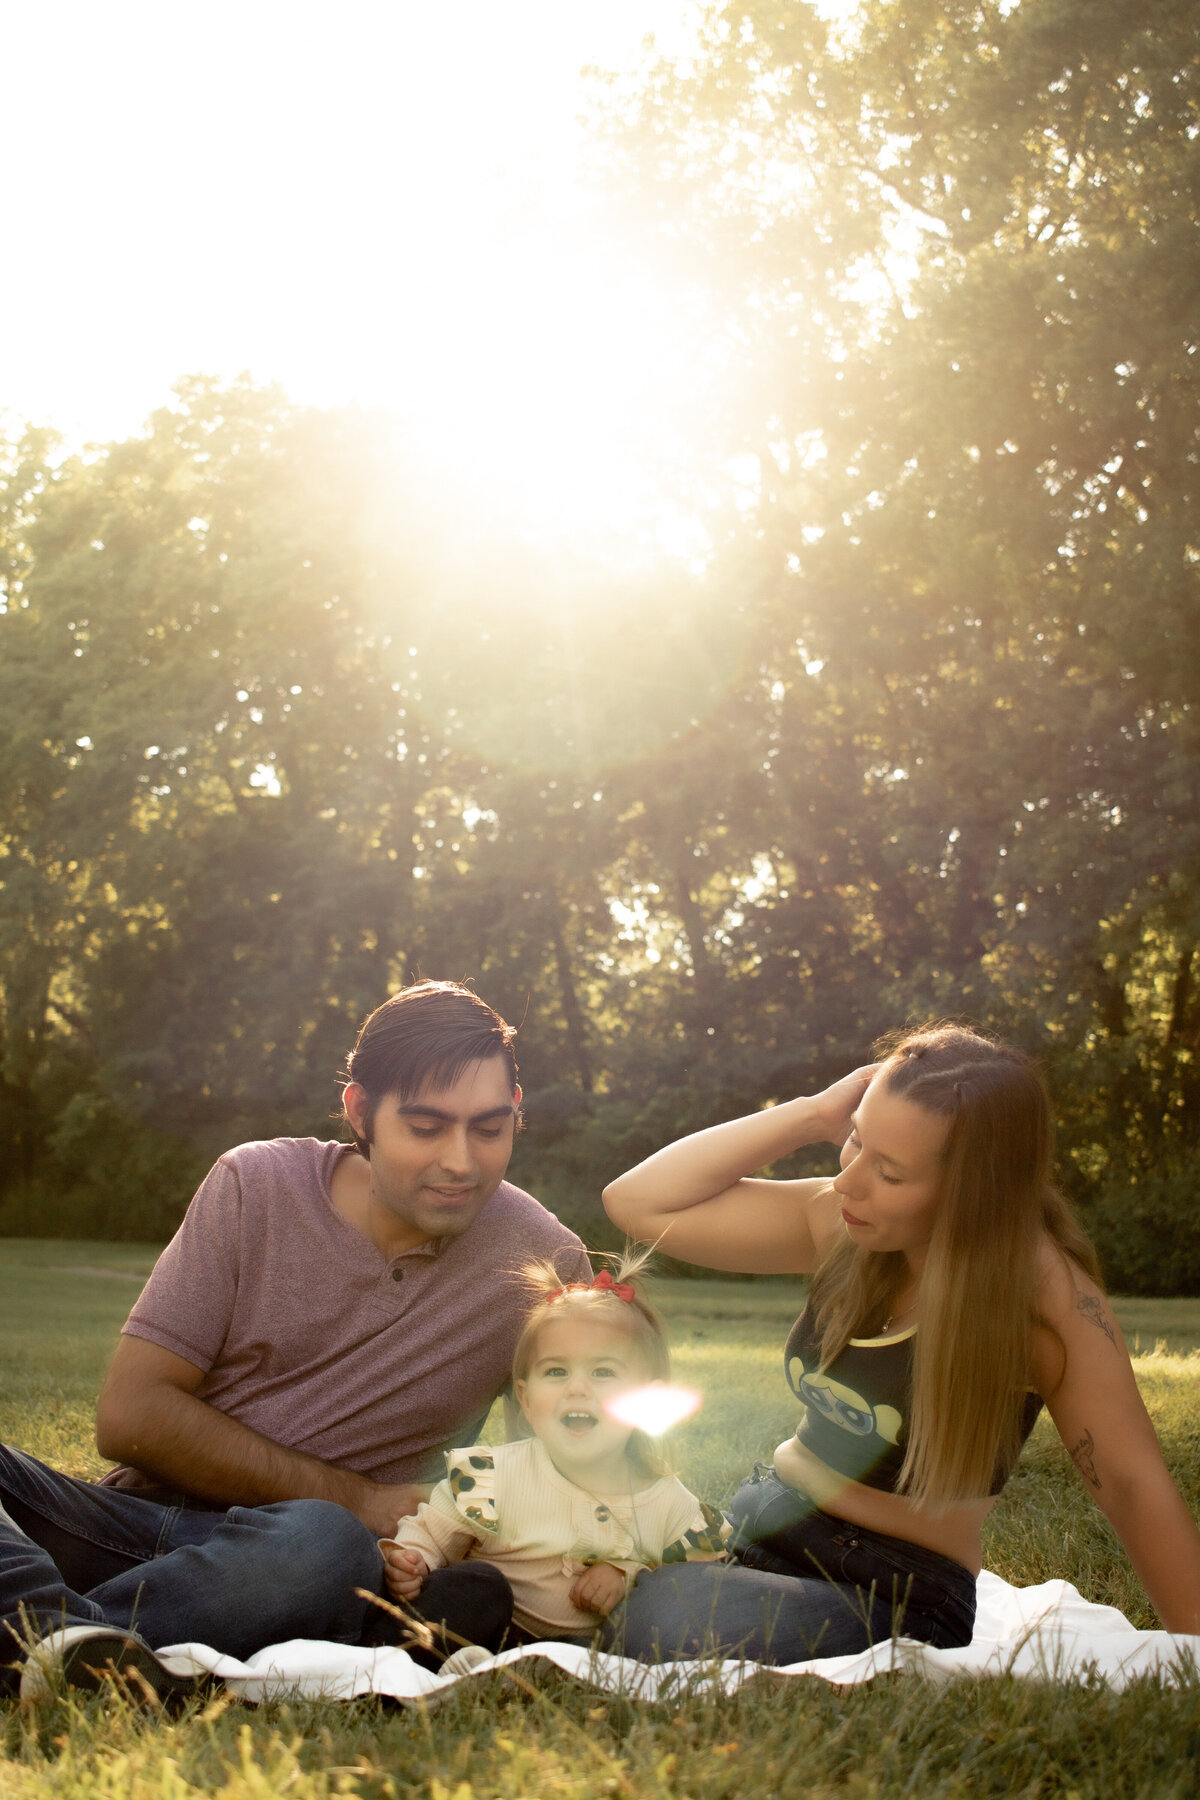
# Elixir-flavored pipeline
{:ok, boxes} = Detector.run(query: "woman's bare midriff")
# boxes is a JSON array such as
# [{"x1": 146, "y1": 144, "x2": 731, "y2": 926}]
[{"x1": 772, "y1": 1436, "x2": 993, "y2": 1575}]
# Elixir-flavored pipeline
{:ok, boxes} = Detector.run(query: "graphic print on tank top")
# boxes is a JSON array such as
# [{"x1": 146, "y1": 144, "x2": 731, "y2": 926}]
[
  {"x1": 785, "y1": 1309, "x2": 1046, "y2": 1494},
  {"x1": 784, "y1": 1309, "x2": 913, "y2": 1490}
]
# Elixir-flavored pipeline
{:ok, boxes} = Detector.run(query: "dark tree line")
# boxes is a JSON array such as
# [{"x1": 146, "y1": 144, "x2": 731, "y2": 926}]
[{"x1": 2, "y1": 0, "x2": 1197, "y2": 1288}]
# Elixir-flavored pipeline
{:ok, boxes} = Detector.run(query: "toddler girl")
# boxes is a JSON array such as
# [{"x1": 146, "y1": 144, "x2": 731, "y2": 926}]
[{"x1": 380, "y1": 1255, "x2": 727, "y2": 1650}]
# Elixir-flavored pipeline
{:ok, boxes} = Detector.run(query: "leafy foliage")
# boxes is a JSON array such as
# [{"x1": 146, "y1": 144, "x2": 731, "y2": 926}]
[{"x1": 1, "y1": 3, "x2": 1197, "y2": 1286}]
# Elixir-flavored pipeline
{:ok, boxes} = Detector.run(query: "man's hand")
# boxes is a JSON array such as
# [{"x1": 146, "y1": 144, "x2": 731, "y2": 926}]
[
  {"x1": 379, "y1": 1543, "x2": 429, "y2": 1602},
  {"x1": 344, "y1": 1480, "x2": 428, "y2": 1537},
  {"x1": 811, "y1": 1064, "x2": 879, "y2": 1149},
  {"x1": 569, "y1": 1562, "x2": 630, "y2": 1617}
]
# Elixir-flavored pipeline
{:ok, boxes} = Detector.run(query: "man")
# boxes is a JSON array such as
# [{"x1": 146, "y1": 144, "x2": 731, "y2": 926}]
[{"x1": 2, "y1": 981, "x2": 589, "y2": 1701}]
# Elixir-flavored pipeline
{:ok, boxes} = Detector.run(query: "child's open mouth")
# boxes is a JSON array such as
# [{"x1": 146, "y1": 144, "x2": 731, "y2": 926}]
[{"x1": 560, "y1": 1411, "x2": 598, "y2": 1433}]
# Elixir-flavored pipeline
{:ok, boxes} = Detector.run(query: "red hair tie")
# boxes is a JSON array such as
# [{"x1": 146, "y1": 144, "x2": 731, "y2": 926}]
[
  {"x1": 592, "y1": 1269, "x2": 635, "y2": 1302},
  {"x1": 545, "y1": 1271, "x2": 635, "y2": 1304}
]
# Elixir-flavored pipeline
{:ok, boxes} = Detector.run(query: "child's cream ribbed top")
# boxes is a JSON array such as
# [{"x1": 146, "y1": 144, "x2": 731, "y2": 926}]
[{"x1": 389, "y1": 1436, "x2": 728, "y2": 1636}]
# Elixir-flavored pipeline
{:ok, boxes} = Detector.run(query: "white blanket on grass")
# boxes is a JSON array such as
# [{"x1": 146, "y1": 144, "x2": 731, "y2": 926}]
[{"x1": 159, "y1": 1572, "x2": 1199, "y2": 1702}]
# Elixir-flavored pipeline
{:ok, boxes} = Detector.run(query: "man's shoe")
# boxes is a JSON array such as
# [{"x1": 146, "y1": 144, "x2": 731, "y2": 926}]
[{"x1": 19, "y1": 1625, "x2": 204, "y2": 1709}]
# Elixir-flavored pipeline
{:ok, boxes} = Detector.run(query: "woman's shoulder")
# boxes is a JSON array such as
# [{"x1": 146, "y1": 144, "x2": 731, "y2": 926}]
[
  {"x1": 1033, "y1": 1235, "x2": 1102, "y2": 1318},
  {"x1": 1029, "y1": 1235, "x2": 1120, "y2": 1398}
]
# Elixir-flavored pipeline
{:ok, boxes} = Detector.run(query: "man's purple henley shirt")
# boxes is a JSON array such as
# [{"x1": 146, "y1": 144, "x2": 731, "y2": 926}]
[{"x1": 118, "y1": 1137, "x2": 590, "y2": 1485}]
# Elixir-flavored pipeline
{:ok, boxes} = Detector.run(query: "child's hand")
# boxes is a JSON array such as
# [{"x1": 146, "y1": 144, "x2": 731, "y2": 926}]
[
  {"x1": 379, "y1": 1542, "x2": 428, "y2": 1601},
  {"x1": 569, "y1": 1562, "x2": 629, "y2": 1618}
]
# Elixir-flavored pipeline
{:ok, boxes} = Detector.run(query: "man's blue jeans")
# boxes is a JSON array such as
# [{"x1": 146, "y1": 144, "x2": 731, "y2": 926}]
[{"x1": 0, "y1": 1443, "x2": 383, "y2": 1691}]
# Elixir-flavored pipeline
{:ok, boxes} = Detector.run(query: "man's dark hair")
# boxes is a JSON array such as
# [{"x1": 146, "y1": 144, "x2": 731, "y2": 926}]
[{"x1": 343, "y1": 980, "x2": 519, "y2": 1155}]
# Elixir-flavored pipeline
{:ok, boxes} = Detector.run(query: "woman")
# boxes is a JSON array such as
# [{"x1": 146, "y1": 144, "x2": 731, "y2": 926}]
[{"x1": 601, "y1": 1024, "x2": 1200, "y2": 1663}]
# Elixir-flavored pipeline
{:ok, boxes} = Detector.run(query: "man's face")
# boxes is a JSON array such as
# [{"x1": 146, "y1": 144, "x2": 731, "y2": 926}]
[{"x1": 344, "y1": 1058, "x2": 521, "y2": 1252}]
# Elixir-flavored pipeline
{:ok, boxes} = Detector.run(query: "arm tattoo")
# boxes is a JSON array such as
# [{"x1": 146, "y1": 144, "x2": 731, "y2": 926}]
[
  {"x1": 1075, "y1": 1291, "x2": 1116, "y2": 1347},
  {"x1": 1069, "y1": 1428, "x2": 1102, "y2": 1490}
]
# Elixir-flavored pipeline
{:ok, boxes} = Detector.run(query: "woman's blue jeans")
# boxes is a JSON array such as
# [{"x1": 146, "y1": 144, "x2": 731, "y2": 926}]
[
  {"x1": 0, "y1": 1442, "x2": 384, "y2": 1690},
  {"x1": 609, "y1": 1469, "x2": 977, "y2": 1665}
]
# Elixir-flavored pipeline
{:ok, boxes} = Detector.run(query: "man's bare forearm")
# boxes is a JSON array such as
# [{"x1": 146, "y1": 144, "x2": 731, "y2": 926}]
[
  {"x1": 98, "y1": 1380, "x2": 422, "y2": 1534},
  {"x1": 106, "y1": 1380, "x2": 355, "y2": 1503}
]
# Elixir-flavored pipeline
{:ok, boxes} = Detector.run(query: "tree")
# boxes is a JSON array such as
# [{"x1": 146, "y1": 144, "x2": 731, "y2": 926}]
[
  {"x1": 0, "y1": 381, "x2": 457, "y2": 1226},
  {"x1": 3, "y1": 4, "x2": 1197, "y2": 1285},
  {"x1": 590, "y1": 0, "x2": 1200, "y2": 1272}
]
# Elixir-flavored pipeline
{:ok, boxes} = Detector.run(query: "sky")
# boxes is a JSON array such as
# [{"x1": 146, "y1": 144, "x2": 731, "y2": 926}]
[
  {"x1": 4, "y1": 6, "x2": 694, "y2": 459},
  {"x1": 4, "y1": 1, "x2": 856, "y2": 537}
]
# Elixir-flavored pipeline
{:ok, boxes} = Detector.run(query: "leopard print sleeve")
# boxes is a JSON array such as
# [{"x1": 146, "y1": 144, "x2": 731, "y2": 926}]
[
  {"x1": 661, "y1": 1499, "x2": 731, "y2": 1563},
  {"x1": 443, "y1": 1446, "x2": 501, "y2": 1535}
]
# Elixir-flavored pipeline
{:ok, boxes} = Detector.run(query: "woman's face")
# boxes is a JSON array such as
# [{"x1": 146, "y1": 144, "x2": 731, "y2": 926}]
[{"x1": 832, "y1": 1075, "x2": 949, "y2": 1267}]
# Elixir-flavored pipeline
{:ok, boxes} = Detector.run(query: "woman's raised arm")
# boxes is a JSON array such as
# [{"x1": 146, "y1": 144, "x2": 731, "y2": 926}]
[
  {"x1": 1034, "y1": 1250, "x2": 1200, "y2": 1635},
  {"x1": 601, "y1": 1066, "x2": 876, "y2": 1274}
]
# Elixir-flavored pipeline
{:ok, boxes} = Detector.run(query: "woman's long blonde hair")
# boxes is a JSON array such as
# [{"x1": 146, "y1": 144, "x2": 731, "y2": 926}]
[{"x1": 807, "y1": 1023, "x2": 1099, "y2": 1511}]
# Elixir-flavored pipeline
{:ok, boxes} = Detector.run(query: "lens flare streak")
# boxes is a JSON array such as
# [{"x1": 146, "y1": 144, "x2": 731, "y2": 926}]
[{"x1": 605, "y1": 1381, "x2": 702, "y2": 1436}]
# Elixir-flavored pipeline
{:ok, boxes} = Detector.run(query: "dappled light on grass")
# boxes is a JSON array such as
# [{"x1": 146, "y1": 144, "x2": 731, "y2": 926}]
[{"x1": 605, "y1": 1379, "x2": 702, "y2": 1435}]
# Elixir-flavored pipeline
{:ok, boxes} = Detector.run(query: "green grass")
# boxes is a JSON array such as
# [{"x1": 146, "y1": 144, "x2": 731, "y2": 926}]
[
  {"x1": 0, "y1": 1242, "x2": 162, "y2": 1476},
  {"x1": 3, "y1": 1242, "x2": 1200, "y2": 1797}
]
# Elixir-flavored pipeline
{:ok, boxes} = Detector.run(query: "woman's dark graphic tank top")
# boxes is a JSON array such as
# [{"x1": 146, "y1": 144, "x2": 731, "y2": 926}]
[{"x1": 784, "y1": 1308, "x2": 1043, "y2": 1495}]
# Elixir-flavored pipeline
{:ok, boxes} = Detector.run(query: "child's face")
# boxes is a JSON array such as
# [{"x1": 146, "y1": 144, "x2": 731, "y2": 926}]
[{"x1": 515, "y1": 1312, "x2": 649, "y2": 1484}]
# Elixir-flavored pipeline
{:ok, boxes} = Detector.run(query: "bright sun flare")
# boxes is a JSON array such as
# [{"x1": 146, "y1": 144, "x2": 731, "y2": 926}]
[
  {"x1": 9, "y1": 0, "x2": 862, "y2": 544},
  {"x1": 606, "y1": 1382, "x2": 703, "y2": 1436},
  {"x1": 368, "y1": 224, "x2": 701, "y2": 539},
  {"x1": 4, "y1": 0, "x2": 711, "y2": 549}
]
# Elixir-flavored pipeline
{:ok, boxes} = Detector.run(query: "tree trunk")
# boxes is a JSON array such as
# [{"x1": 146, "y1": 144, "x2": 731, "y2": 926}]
[{"x1": 547, "y1": 902, "x2": 593, "y2": 1093}]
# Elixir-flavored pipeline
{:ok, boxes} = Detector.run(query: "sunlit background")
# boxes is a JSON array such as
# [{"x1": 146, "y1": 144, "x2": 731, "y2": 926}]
[
  {"x1": 5, "y1": 1, "x2": 863, "y2": 544},
  {"x1": 5, "y1": 2, "x2": 704, "y2": 536},
  {"x1": 4, "y1": 0, "x2": 1192, "y2": 1295}
]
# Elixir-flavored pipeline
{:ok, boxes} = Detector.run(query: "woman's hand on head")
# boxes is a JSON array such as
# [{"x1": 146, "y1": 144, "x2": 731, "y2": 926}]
[{"x1": 811, "y1": 1064, "x2": 880, "y2": 1148}]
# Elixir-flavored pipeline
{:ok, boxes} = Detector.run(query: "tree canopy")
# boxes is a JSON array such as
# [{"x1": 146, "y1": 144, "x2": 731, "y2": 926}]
[{"x1": 2, "y1": 1, "x2": 1196, "y2": 1286}]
